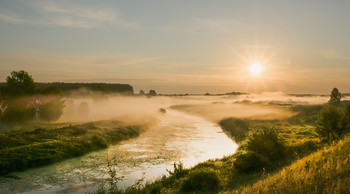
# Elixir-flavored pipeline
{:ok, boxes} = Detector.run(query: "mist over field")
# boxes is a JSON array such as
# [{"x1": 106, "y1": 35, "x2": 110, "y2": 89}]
[{"x1": 59, "y1": 92, "x2": 332, "y2": 124}]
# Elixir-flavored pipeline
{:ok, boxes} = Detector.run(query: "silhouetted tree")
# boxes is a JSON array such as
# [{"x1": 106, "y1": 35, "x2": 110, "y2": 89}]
[
  {"x1": 39, "y1": 98, "x2": 65, "y2": 122},
  {"x1": 0, "y1": 99, "x2": 36, "y2": 125},
  {"x1": 148, "y1": 90, "x2": 157, "y2": 96},
  {"x1": 5, "y1": 70, "x2": 38, "y2": 97},
  {"x1": 0, "y1": 71, "x2": 39, "y2": 125},
  {"x1": 316, "y1": 106, "x2": 344, "y2": 141},
  {"x1": 139, "y1": 90, "x2": 145, "y2": 95},
  {"x1": 329, "y1": 88, "x2": 341, "y2": 106}
]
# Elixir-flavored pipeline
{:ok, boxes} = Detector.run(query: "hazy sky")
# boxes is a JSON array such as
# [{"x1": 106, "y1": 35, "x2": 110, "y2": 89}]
[{"x1": 1, "y1": 0, "x2": 350, "y2": 94}]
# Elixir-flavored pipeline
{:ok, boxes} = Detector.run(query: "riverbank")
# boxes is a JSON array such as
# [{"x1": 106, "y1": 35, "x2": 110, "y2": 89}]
[
  {"x1": 0, "y1": 109, "x2": 237, "y2": 193},
  {"x1": 0, "y1": 119, "x2": 153, "y2": 175},
  {"x1": 124, "y1": 104, "x2": 349, "y2": 193}
]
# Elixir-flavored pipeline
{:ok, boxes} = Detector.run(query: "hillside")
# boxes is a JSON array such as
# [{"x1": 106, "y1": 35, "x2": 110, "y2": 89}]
[{"x1": 235, "y1": 135, "x2": 350, "y2": 194}]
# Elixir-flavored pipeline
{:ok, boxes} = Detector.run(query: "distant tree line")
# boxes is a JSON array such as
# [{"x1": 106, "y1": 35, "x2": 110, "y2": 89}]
[
  {"x1": 37, "y1": 82, "x2": 134, "y2": 95},
  {"x1": 0, "y1": 70, "x2": 134, "y2": 126},
  {"x1": 138, "y1": 89, "x2": 157, "y2": 97}
]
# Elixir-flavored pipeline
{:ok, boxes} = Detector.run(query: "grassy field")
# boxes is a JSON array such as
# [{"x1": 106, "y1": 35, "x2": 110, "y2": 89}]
[{"x1": 0, "y1": 120, "x2": 152, "y2": 175}]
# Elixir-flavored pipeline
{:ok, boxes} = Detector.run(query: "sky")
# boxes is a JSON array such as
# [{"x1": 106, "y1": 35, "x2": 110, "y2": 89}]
[{"x1": 1, "y1": 0, "x2": 350, "y2": 94}]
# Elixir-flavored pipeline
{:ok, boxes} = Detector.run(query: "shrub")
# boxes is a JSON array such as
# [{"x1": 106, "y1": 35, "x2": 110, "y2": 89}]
[
  {"x1": 167, "y1": 161, "x2": 185, "y2": 178},
  {"x1": 244, "y1": 128, "x2": 286, "y2": 162},
  {"x1": 180, "y1": 168, "x2": 221, "y2": 193},
  {"x1": 233, "y1": 151, "x2": 271, "y2": 173},
  {"x1": 316, "y1": 106, "x2": 344, "y2": 141},
  {"x1": 39, "y1": 98, "x2": 65, "y2": 122}
]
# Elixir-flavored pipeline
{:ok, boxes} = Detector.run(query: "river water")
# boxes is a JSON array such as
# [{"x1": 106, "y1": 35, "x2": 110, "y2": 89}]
[{"x1": 0, "y1": 109, "x2": 237, "y2": 194}]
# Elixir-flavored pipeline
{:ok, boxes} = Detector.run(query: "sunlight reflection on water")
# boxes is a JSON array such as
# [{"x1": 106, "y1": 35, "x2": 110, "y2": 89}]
[{"x1": 0, "y1": 109, "x2": 237, "y2": 194}]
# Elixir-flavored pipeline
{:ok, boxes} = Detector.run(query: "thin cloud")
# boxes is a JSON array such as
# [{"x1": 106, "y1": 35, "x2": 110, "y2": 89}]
[
  {"x1": 37, "y1": 1, "x2": 117, "y2": 23},
  {"x1": 0, "y1": 13, "x2": 23, "y2": 23},
  {"x1": 0, "y1": 1, "x2": 137, "y2": 28}
]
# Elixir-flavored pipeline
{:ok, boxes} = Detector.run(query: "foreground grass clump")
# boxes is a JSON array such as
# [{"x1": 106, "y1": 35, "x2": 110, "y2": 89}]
[
  {"x1": 0, "y1": 120, "x2": 148, "y2": 175},
  {"x1": 236, "y1": 135, "x2": 350, "y2": 194},
  {"x1": 179, "y1": 168, "x2": 221, "y2": 193}
]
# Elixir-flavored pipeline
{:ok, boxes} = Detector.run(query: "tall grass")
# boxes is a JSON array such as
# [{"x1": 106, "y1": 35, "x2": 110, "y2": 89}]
[{"x1": 236, "y1": 136, "x2": 350, "y2": 194}]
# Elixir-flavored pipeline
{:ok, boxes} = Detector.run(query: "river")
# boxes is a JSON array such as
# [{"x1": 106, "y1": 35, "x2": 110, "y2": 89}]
[{"x1": 0, "y1": 109, "x2": 238, "y2": 193}]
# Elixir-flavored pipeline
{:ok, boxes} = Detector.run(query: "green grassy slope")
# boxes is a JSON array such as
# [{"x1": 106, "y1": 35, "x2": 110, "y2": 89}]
[{"x1": 235, "y1": 135, "x2": 350, "y2": 194}]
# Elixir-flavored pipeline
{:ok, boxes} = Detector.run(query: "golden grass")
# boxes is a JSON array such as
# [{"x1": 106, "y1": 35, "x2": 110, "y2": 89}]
[{"x1": 231, "y1": 135, "x2": 350, "y2": 194}]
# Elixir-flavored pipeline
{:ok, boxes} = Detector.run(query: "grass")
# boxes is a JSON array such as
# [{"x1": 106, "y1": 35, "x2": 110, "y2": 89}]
[
  {"x1": 234, "y1": 135, "x2": 350, "y2": 194},
  {"x1": 218, "y1": 118, "x2": 249, "y2": 142},
  {"x1": 0, "y1": 120, "x2": 150, "y2": 175}
]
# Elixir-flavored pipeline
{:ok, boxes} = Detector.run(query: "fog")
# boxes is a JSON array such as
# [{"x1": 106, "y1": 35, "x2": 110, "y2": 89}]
[{"x1": 59, "y1": 92, "x2": 334, "y2": 124}]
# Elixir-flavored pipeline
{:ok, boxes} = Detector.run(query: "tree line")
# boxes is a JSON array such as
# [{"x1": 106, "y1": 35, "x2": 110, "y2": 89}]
[
  {"x1": 0, "y1": 70, "x2": 134, "y2": 126},
  {"x1": 37, "y1": 82, "x2": 134, "y2": 95}
]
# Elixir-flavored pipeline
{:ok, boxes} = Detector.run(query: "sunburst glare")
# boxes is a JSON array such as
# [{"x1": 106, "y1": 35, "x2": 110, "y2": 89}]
[{"x1": 250, "y1": 64, "x2": 263, "y2": 75}]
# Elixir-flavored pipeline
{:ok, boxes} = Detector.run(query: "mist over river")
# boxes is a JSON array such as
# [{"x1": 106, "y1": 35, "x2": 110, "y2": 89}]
[
  {"x1": 0, "y1": 109, "x2": 237, "y2": 193},
  {"x1": 0, "y1": 94, "x2": 330, "y2": 193}
]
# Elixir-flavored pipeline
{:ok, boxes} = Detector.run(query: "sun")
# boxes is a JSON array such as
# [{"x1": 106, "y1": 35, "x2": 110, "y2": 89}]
[{"x1": 250, "y1": 64, "x2": 263, "y2": 75}]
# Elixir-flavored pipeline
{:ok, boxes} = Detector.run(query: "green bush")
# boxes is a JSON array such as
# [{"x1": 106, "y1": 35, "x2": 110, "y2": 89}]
[
  {"x1": 180, "y1": 168, "x2": 221, "y2": 193},
  {"x1": 243, "y1": 128, "x2": 286, "y2": 162},
  {"x1": 38, "y1": 97, "x2": 65, "y2": 122},
  {"x1": 233, "y1": 151, "x2": 271, "y2": 173},
  {"x1": 316, "y1": 106, "x2": 344, "y2": 141}
]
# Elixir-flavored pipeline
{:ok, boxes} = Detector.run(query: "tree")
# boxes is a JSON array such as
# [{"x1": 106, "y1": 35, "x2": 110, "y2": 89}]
[
  {"x1": 0, "y1": 71, "x2": 39, "y2": 125},
  {"x1": 316, "y1": 106, "x2": 344, "y2": 141},
  {"x1": 139, "y1": 90, "x2": 145, "y2": 95},
  {"x1": 329, "y1": 88, "x2": 341, "y2": 106},
  {"x1": 0, "y1": 99, "x2": 36, "y2": 125},
  {"x1": 5, "y1": 70, "x2": 38, "y2": 97},
  {"x1": 38, "y1": 98, "x2": 65, "y2": 122},
  {"x1": 148, "y1": 90, "x2": 157, "y2": 96}
]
